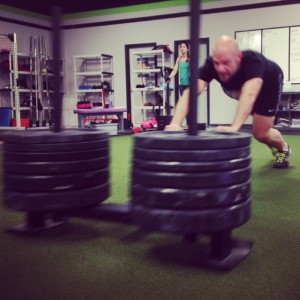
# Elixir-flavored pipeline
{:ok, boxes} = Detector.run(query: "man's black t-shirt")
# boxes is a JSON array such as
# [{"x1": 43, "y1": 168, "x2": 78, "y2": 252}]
[{"x1": 198, "y1": 50, "x2": 283, "y2": 116}]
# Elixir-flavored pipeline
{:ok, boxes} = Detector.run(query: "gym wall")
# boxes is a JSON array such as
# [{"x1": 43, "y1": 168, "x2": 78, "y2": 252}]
[{"x1": 1, "y1": 1, "x2": 300, "y2": 127}]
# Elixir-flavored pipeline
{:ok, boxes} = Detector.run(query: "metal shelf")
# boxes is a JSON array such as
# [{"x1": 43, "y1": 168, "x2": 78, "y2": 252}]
[
  {"x1": 130, "y1": 49, "x2": 173, "y2": 126},
  {"x1": 74, "y1": 54, "x2": 114, "y2": 110},
  {"x1": 276, "y1": 86, "x2": 300, "y2": 127},
  {"x1": 0, "y1": 34, "x2": 65, "y2": 128}
]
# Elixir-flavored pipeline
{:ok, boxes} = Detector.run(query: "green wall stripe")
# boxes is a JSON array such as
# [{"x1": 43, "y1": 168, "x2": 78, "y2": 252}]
[
  {"x1": 0, "y1": 1, "x2": 222, "y2": 21},
  {"x1": 64, "y1": 0, "x2": 222, "y2": 20}
]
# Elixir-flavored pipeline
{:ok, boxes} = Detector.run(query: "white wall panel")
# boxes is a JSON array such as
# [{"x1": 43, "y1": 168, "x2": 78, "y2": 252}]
[{"x1": 1, "y1": 1, "x2": 300, "y2": 126}]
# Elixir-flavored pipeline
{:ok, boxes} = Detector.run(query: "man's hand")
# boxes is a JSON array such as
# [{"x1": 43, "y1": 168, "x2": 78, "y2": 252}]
[
  {"x1": 215, "y1": 125, "x2": 238, "y2": 132},
  {"x1": 164, "y1": 124, "x2": 183, "y2": 131}
]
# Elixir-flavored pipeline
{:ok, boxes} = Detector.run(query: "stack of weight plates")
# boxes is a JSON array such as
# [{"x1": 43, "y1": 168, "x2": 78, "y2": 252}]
[
  {"x1": 131, "y1": 131, "x2": 252, "y2": 234},
  {"x1": 1, "y1": 129, "x2": 110, "y2": 213}
]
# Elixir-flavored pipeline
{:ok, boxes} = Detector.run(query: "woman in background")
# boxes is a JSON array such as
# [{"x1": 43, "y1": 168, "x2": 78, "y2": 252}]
[{"x1": 166, "y1": 42, "x2": 191, "y2": 125}]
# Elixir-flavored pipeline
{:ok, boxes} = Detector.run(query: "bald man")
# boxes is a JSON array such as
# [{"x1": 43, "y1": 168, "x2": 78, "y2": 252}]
[{"x1": 165, "y1": 35, "x2": 291, "y2": 169}]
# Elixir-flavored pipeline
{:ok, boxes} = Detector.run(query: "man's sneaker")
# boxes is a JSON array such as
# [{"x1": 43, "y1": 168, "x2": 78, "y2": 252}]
[{"x1": 273, "y1": 144, "x2": 291, "y2": 169}]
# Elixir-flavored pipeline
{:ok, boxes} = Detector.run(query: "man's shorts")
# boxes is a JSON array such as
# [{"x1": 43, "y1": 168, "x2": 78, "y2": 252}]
[{"x1": 252, "y1": 70, "x2": 283, "y2": 117}]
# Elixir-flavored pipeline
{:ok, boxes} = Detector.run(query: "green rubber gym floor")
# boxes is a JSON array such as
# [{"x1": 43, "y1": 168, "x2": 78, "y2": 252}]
[{"x1": 1, "y1": 134, "x2": 300, "y2": 300}]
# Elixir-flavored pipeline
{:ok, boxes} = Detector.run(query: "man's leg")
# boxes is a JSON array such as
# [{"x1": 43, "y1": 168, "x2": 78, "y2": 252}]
[
  {"x1": 252, "y1": 113, "x2": 286, "y2": 150},
  {"x1": 252, "y1": 113, "x2": 291, "y2": 168}
]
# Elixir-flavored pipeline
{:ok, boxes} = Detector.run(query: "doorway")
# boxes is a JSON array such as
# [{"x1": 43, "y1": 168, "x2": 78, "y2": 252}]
[{"x1": 173, "y1": 38, "x2": 210, "y2": 126}]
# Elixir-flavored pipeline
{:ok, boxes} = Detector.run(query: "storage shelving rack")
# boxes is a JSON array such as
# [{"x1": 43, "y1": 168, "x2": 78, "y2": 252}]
[
  {"x1": 130, "y1": 49, "x2": 173, "y2": 127},
  {"x1": 0, "y1": 33, "x2": 65, "y2": 128},
  {"x1": 74, "y1": 54, "x2": 114, "y2": 109},
  {"x1": 276, "y1": 85, "x2": 300, "y2": 127},
  {"x1": 0, "y1": 33, "x2": 21, "y2": 128}
]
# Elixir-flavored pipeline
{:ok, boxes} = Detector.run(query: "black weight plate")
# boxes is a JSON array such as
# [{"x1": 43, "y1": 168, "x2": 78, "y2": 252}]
[
  {"x1": 4, "y1": 147, "x2": 109, "y2": 162},
  {"x1": 133, "y1": 156, "x2": 251, "y2": 172},
  {"x1": 0, "y1": 128, "x2": 108, "y2": 144},
  {"x1": 132, "y1": 197, "x2": 251, "y2": 234},
  {"x1": 134, "y1": 146, "x2": 250, "y2": 162},
  {"x1": 4, "y1": 168, "x2": 109, "y2": 192},
  {"x1": 131, "y1": 179, "x2": 251, "y2": 209},
  {"x1": 4, "y1": 138, "x2": 109, "y2": 152},
  {"x1": 5, "y1": 156, "x2": 109, "y2": 175},
  {"x1": 4, "y1": 182, "x2": 110, "y2": 212},
  {"x1": 132, "y1": 166, "x2": 251, "y2": 188},
  {"x1": 134, "y1": 131, "x2": 251, "y2": 150}
]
